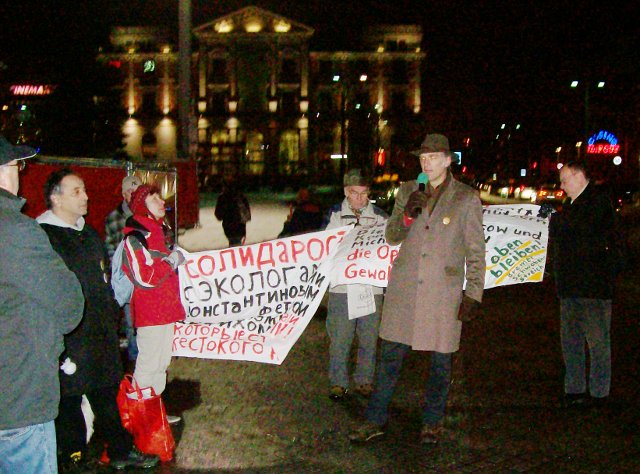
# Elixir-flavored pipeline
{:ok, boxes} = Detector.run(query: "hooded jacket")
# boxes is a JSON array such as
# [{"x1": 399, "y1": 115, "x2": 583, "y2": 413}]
[
  {"x1": 37, "y1": 210, "x2": 123, "y2": 396},
  {"x1": 0, "y1": 189, "x2": 83, "y2": 429},
  {"x1": 122, "y1": 214, "x2": 185, "y2": 327}
]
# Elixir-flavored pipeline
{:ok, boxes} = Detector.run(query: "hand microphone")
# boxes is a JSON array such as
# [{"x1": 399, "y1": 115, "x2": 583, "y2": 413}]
[
  {"x1": 417, "y1": 172, "x2": 428, "y2": 192},
  {"x1": 414, "y1": 172, "x2": 429, "y2": 215}
]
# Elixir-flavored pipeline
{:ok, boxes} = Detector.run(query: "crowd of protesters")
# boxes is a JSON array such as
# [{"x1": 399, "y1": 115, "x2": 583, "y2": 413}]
[{"x1": 0, "y1": 129, "x2": 623, "y2": 472}]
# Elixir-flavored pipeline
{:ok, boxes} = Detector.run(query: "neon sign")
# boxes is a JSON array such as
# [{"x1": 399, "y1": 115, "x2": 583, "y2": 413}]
[
  {"x1": 143, "y1": 60, "x2": 156, "y2": 73},
  {"x1": 587, "y1": 130, "x2": 620, "y2": 154},
  {"x1": 10, "y1": 84, "x2": 55, "y2": 96}
]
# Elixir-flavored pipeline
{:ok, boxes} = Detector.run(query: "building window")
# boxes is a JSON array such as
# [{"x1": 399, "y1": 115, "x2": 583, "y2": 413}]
[
  {"x1": 281, "y1": 91, "x2": 297, "y2": 115},
  {"x1": 390, "y1": 60, "x2": 408, "y2": 84},
  {"x1": 140, "y1": 91, "x2": 157, "y2": 115},
  {"x1": 209, "y1": 92, "x2": 226, "y2": 115},
  {"x1": 210, "y1": 130, "x2": 229, "y2": 176},
  {"x1": 245, "y1": 131, "x2": 264, "y2": 175},
  {"x1": 279, "y1": 130, "x2": 299, "y2": 175},
  {"x1": 317, "y1": 61, "x2": 334, "y2": 84},
  {"x1": 354, "y1": 60, "x2": 369, "y2": 79},
  {"x1": 391, "y1": 91, "x2": 407, "y2": 113},
  {"x1": 280, "y1": 58, "x2": 300, "y2": 84},
  {"x1": 209, "y1": 58, "x2": 227, "y2": 84}
]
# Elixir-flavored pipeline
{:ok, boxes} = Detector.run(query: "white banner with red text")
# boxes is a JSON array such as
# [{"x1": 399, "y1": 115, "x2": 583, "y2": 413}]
[
  {"x1": 174, "y1": 226, "x2": 350, "y2": 364},
  {"x1": 173, "y1": 204, "x2": 549, "y2": 363}
]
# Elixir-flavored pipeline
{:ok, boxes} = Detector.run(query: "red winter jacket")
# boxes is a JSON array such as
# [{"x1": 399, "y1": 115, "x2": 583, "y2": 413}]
[{"x1": 122, "y1": 215, "x2": 185, "y2": 327}]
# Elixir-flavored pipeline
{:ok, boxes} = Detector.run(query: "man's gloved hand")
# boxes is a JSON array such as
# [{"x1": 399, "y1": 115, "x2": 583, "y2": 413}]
[
  {"x1": 457, "y1": 295, "x2": 480, "y2": 322},
  {"x1": 163, "y1": 250, "x2": 186, "y2": 270},
  {"x1": 405, "y1": 191, "x2": 429, "y2": 219},
  {"x1": 537, "y1": 203, "x2": 555, "y2": 219}
]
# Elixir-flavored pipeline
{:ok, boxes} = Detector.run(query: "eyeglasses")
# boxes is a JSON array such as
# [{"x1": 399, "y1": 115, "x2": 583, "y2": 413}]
[
  {"x1": 2, "y1": 160, "x2": 27, "y2": 171},
  {"x1": 348, "y1": 190, "x2": 369, "y2": 198}
]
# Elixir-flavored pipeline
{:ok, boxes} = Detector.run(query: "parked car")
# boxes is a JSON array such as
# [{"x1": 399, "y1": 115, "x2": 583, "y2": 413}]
[
  {"x1": 513, "y1": 182, "x2": 537, "y2": 201},
  {"x1": 532, "y1": 183, "x2": 566, "y2": 205}
]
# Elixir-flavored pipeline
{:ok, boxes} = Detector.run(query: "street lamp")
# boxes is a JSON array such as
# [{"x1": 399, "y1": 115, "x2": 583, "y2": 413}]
[
  {"x1": 332, "y1": 75, "x2": 348, "y2": 179},
  {"x1": 570, "y1": 80, "x2": 605, "y2": 148}
]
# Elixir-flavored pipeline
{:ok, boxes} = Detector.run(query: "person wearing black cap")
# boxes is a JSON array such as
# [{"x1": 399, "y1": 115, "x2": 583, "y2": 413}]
[
  {"x1": 350, "y1": 134, "x2": 485, "y2": 445},
  {"x1": 322, "y1": 169, "x2": 388, "y2": 401},
  {"x1": 0, "y1": 137, "x2": 84, "y2": 473}
]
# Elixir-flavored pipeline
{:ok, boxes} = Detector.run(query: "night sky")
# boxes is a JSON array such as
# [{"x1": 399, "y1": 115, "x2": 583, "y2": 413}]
[{"x1": 1, "y1": 0, "x2": 638, "y2": 152}]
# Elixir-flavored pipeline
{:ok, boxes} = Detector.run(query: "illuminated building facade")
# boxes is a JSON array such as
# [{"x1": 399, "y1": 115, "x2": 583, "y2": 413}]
[{"x1": 98, "y1": 6, "x2": 424, "y2": 184}]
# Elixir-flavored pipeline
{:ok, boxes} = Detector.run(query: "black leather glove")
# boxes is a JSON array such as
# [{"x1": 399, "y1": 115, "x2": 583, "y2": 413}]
[
  {"x1": 457, "y1": 295, "x2": 480, "y2": 322},
  {"x1": 405, "y1": 191, "x2": 429, "y2": 219},
  {"x1": 537, "y1": 203, "x2": 555, "y2": 218}
]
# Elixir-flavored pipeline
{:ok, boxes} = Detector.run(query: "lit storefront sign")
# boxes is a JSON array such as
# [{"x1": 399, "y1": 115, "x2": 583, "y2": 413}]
[
  {"x1": 10, "y1": 84, "x2": 55, "y2": 96},
  {"x1": 143, "y1": 60, "x2": 156, "y2": 73},
  {"x1": 587, "y1": 130, "x2": 620, "y2": 154}
]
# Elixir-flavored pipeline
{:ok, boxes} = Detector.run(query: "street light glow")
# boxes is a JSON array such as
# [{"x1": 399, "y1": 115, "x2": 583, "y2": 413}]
[
  {"x1": 333, "y1": 75, "x2": 340, "y2": 82},
  {"x1": 597, "y1": 81, "x2": 605, "y2": 88},
  {"x1": 571, "y1": 80, "x2": 579, "y2": 88}
]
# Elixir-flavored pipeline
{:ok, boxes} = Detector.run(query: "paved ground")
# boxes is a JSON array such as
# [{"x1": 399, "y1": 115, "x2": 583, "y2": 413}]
[
  {"x1": 87, "y1": 195, "x2": 640, "y2": 473},
  {"x1": 151, "y1": 269, "x2": 639, "y2": 473}
]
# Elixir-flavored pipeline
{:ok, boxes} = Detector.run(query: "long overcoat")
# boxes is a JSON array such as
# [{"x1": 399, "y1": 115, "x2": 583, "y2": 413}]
[{"x1": 380, "y1": 176, "x2": 485, "y2": 353}]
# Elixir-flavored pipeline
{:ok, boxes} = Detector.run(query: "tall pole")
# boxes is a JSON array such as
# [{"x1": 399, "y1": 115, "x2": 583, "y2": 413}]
[
  {"x1": 340, "y1": 86, "x2": 347, "y2": 179},
  {"x1": 584, "y1": 85, "x2": 590, "y2": 147},
  {"x1": 178, "y1": 0, "x2": 192, "y2": 160}
]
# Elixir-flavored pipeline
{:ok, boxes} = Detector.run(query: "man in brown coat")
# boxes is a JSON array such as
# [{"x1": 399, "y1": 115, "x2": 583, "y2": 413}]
[{"x1": 350, "y1": 133, "x2": 485, "y2": 444}]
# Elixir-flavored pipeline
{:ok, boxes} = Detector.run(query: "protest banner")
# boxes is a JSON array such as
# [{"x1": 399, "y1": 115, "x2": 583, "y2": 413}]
[
  {"x1": 329, "y1": 204, "x2": 549, "y2": 289},
  {"x1": 173, "y1": 227, "x2": 350, "y2": 364},
  {"x1": 173, "y1": 204, "x2": 549, "y2": 364}
]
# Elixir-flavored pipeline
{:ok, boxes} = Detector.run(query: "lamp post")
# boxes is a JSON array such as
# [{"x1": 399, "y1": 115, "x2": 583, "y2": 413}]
[
  {"x1": 570, "y1": 80, "x2": 605, "y2": 154},
  {"x1": 178, "y1": 0, "x2": 192, "y2": 159},
  {"x1": 333, "y1": 74, "x2": 348, "y2": 179}
]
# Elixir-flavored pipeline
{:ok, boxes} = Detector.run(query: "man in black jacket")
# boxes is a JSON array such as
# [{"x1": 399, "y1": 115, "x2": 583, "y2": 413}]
[
  {"x1": 0, "y1": 136, "x2": 84, "y2": 474},
  {"x1": 38, "y1": 169, "x2": 158, "y2": 471},
  {"x1": 551, "y1": 161, "x2": 616, "y2": 407}
]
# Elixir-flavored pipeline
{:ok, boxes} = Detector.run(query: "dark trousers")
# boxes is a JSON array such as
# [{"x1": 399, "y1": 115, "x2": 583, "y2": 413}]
[
  {"x1": 56, "y1": 385, "x2": 132, "y2": 461},
  {"x1": 365, "y1": 339, "x2": 453, "y2": 427}
]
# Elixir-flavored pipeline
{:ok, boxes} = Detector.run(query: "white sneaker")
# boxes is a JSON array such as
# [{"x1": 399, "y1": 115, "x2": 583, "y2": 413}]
[{"x1": 167, "y1": 415, "x2": 181, "y2": 424}]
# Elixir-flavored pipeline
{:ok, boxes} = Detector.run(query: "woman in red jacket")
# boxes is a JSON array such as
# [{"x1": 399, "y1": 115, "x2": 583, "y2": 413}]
[{"x1": 123, "y1": 185, "x2": 185, "y2": 396}]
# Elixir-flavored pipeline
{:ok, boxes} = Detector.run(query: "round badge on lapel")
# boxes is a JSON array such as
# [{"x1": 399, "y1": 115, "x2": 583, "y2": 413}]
[{"x1": 443, "y1": 217, "x2": 450, "y2": 225}]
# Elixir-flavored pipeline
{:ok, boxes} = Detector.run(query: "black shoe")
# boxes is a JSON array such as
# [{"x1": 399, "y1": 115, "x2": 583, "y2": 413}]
[
  {"x1": 561, "y1": 393, "x2": 588, "y2": 408},
  {"x1": 110, "y1": 448, "x2": 160, "y2": 470}
]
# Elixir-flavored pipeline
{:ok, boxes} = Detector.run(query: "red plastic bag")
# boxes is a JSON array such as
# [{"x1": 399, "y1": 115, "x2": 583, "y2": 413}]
[{"x1": 117, "y1": 374, "x2": 175, "y2": 462}]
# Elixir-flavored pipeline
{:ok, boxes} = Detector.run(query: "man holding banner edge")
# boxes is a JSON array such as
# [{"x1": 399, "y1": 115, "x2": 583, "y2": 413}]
[{"x1": 323, "y1": 169, "x2": 388, "y2": 401}]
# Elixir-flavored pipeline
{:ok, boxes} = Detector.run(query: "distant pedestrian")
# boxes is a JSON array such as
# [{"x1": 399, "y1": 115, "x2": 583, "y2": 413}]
[
  {"x1": 38, "y1": 169, "x2": 158, "y2": 470},
  {"x1": 550, "y1": 161, "x2": 616, "y2": 407},
  {"x1": 350, "y1": 133, "x2": 485, "y2": 445},
  {"x1": 278, "y1": 188, "x2": 323, "y2": 238},
  {"x1": 323, "y1": 169, "x2": 388, "y2": 400},
  {"x1": 215, "y1": 176, "x2": 251, "y2": 246},
  {"x1": 105, "y1": 174, "x2": 141, "y2": 362},
  {"x1": 0, "y1": 137, "x2": 84, "y2": 474}
]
